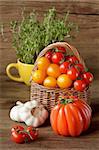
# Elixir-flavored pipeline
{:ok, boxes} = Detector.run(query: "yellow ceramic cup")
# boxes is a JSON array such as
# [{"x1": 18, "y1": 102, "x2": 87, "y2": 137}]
[{"x1": 6, "y1": 59, "x2": 34, "y2": 86}]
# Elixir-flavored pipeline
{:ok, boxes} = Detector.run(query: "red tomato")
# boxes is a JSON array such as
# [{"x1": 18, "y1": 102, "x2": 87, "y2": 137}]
[
  {"x1": 11, "y1": 131, "x2": 26, "y2": 144},
  {"x1": 65, "y1": 55, "x2": 71, "y2": 60},
  {"x1": 59, "y1": 61, "x2": 71, "y2": 74},
  {"x1": 74, "y1": 80, "x2": 86, "y2": 91},
  {"x1": 56, "y1": 46, "x2": 66, "y2": 53},
  {"x1": 11, "y1": 125, "x2": 24, "y2": 133},
  {"x1": 27, "y1": 126, "x2": 38, "y2": 140},
  {"x1": 75, "y1": 63, "x2": 85, "y2": 72},
  {"x1": 67, "y1": 55, "x2": 79, "y2": 64},
  {"x1": 82, "y1": 72, "x2": 93, "y2": 84},
  {"x1": 45, "y1": 51, "x2": 53, "y2": 61},
  {"x1": 52, "y1": 52, "x2": 64, "y2": 64},
  {"x1": 11, "y1": 125, "x2": 30, "y2": 144},
  {"x1": 67, "y1": 67, "x2": 79, "y2": 80}
]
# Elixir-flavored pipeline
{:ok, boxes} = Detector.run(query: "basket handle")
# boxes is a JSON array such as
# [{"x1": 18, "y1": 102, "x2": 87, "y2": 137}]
[{"x1": 34, "y1": 42, "x2": 86, "y2": 70}]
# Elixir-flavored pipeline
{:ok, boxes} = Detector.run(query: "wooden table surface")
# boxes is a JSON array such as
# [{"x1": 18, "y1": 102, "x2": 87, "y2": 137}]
[
  {"x1": 0, "y1": 74, "x2": 99, "y2": 150},
  {"x1": 0, "y1": 0, "x2": 99, "y2": 149}
]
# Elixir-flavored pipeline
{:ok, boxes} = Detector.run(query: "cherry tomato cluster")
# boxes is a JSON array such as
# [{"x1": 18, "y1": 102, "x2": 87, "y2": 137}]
[
  {"x1": 32, "y1": 46, "x2": 93, "y2": 91},
  {"x1": 11, "y1": 125, "x2": 38, "y2": 144}
]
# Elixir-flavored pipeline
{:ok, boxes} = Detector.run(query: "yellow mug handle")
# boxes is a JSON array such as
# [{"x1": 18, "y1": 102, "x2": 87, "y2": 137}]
[{"x1": 6, "y1": 63, "x2": 23, "y2": 82}]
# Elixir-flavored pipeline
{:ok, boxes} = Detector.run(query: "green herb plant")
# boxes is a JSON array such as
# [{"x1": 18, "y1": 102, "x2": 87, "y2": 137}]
[{"x1": 10, "y1": 8, "x2": 78, "y2": 64}]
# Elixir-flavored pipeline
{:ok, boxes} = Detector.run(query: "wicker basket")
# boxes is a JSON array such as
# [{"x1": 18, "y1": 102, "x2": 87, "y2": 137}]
[{"x1": 30, "y1": 42, "x2": 90, "y2": 112}]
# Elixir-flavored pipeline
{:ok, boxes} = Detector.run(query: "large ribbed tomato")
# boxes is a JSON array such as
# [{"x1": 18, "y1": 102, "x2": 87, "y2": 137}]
[{"x1": 50, "y1": 96, "x2": 92, "y2": 137}]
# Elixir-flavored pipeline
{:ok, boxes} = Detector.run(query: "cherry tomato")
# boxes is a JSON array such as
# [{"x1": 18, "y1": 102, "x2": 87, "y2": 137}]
[
  {"x1": 67, "y1": 55, "x2": 79, "y2": 64},
  {"x1": 74, "y1": 80, "x2": 86, "y2": 91},
  {"x1": 45, "y1": 51, "x2": 53, "y2": 61},
  {"x1": 60, "y1": 61, "x2": 71, "y2": 74},
  {"x1": 67, "y1": 67, "x2": 79, "y2": 80},
  {"x1": 32, "y1": 70, "x2": 46, "y2": 84},
  {"x1": 11, "y1": 131, "x2": 26, "y2": 144},
  {"x1": 82, "y1": 72, "x2": 93, "y2": 84},
  {"x1": 56, "y1": 46, "x2": 66, "y2": 53},
  {"x1": 27, "y1": 126, "x2": 38, "y2": 141},
  {"x1": 11, "y1": 125, "x2": 30, "y2": 144},
  {"x1": 57, "y1": 74, "x2": 72, "y2": 89},
  {"x1": 11, "y1": 125, "x2": 24, "y2": 133},
  {"x1": 75, "y1": 63, "x2": 85, "y2": 72},
  {"x1": 43, "y1": 76, "x2": 57, "y2": 88},
  {"x1": 65, "y1": 55, "x2": 71, "y2": 60},
  {"x1": 47, "y1": 64, "x2": 61, "y2": 78},
  {"x1": 37, "y1": 57, "x2": 50, "y2": 71},
  {"x1": 52, "y1": 52, "x2": 64, "y2": 64}
]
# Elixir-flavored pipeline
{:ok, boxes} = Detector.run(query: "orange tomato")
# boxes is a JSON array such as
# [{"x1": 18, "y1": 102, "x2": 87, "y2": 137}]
[
  {"x1": 37, "y1": 57, "x2": 50, "y2": 71},
  {"x1": 43, "y1": 76, "x2": 57, "y2": 88},
  {"x1": 47, "y1": 64, "x2": 61, "y2": 78},
  {"x1": 32, "y1": 70, "x2": 46, "y2": 84},
  {"x1": 57, "y1": 74, "x2": 72, "y2": 88},
  {"x1": 50, "y1": 96, "x2": 92, "y2": 137}
]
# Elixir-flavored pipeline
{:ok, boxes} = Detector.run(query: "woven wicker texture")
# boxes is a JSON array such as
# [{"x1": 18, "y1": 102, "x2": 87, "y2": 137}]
[{"x1": 30, "y1": 42, "x2": 90, "y2": 112}]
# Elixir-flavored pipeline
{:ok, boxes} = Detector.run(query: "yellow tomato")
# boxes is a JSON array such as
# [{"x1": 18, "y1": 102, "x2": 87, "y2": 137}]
[
  {"x1": 37, "y1": 57, "x2": 50, "y2": 71},
  {"x1": 57, "y1": 74, "x2": 72, "y2": 88},
  {"x1": 47, "y1": 64, "x2": 61, "y2": 78},
  {"x1": 43, "y1": 76, "x2": 57, "y2": 88},
  {"x1": 32, "y1": 70, "x2": 46, "y2": 84}
]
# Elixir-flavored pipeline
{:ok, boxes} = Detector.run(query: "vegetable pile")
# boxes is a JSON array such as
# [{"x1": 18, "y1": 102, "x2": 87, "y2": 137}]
[{"x1": 32, "y1": 46, "x2": 93, "y2": 91}]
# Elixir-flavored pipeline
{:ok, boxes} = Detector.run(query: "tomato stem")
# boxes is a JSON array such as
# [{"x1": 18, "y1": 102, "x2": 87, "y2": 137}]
[
  {"x1": 59, "y1": 58, "x2": 65, "y2": 64},
  {"x1": 59, "y1": 97, "x2": 73, "y2": 105}
]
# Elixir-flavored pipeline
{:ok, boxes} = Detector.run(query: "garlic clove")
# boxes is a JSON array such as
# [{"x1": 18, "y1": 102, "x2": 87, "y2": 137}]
[
  {"x1": 25, "y1": 116, "x2": 36, "y2": 126},
  {"x1": 38, "y1": 116, "x2": 45, "y2": 125},
  {"x1": 16, "y1": 101, "x2": 24, "y2": 106},
  {"x1": 19, "y1": 106, "x2": 29, "y2": 112},
  {"x1": 32, "y1": 117, "x2": 40, "y2": 127},
  {"x1": 41, "y1": 109, "x2": 49, "y2": 120},
  {"x1": 24, "y1": 100, "x2": 38, "y2": 109},
  {"x1": 19, "y1": 110, "x2": 31, "y2": 122},
  {"x1": 10, "y1": 106, "x2": 22, "y2": 122},
  {"x1": 24, "y1": 101, "x2": 33, "y2": 109},
  {"x1": 31, "y1": 100, "x2": 39, "y2": 107}
]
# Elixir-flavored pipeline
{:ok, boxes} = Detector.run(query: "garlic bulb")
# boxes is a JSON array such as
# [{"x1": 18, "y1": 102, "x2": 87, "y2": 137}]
[{"x1": 10, "y1": 100, "x2": 49, "y2": 127}]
